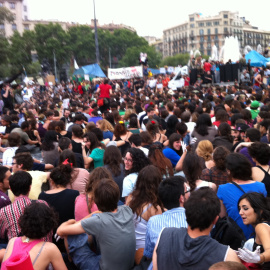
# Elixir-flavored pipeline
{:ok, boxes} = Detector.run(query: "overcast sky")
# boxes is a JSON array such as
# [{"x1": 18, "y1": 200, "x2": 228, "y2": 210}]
[{"x1": 27, "y1": 0, "x2": 269, "y2": 38}]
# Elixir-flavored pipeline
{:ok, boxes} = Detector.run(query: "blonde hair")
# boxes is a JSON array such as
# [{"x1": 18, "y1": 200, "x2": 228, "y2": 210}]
[
  {"x1": 97, "y1": 119, "x2": 114, "y2": 132},
  {"x1": 123, "y1": 108, "x2": 135, "y2": 121},
  {"x1": 196, "y1": 140, "x2": 213, "y2": 161}
]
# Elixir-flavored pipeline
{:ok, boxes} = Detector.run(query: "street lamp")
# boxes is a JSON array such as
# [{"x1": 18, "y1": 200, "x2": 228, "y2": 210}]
[{"x1": 93, "y1": 0, "x2": 100, "y2": 64}]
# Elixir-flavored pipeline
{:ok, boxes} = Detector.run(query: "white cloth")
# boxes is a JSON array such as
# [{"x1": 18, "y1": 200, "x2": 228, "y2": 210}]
[
  {"x1": 2, "y1": 147, "x2": 18, "y2": 166},
  {"x1": 122, "y1": 173, "x2": 138, "y2": 197}
]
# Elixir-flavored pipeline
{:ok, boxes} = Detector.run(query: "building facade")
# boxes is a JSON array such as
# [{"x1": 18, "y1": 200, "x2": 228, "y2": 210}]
[{"x1": 163, "y1": 11, "x2": 270, "y2": 58}]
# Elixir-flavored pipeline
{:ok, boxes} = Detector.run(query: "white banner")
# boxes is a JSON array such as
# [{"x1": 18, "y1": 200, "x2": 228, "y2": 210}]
[
  {"x1": 108, "y1": 66, "x2": 143, "y2": 80},
  {"x1": 159, "y1": 67, "x2": 166, "y2": 74}
]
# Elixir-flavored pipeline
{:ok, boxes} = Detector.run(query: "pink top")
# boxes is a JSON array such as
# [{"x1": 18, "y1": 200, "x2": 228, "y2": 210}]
[
  {"x1": 74, "y1": 194, "x2": 98, "y2": 221},
  {"x1": 1, "y1": 237, "x2": 43, "y2": 270},
  {"x1": 66, "y1": 168, "x2": 89, "y2": 193}
]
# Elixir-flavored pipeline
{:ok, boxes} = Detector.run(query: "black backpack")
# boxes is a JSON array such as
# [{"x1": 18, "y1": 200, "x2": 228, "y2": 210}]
[{"x1": 211, "y1": 216, "x2": 246, "y2": 250}]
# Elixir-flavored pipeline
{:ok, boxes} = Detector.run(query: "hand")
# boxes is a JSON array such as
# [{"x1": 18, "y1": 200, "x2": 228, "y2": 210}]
[
  {"x1": 190, "y1": 137, "x2": 197, "y2": 145},
  {"x1": 237, "y1": 246, "x2": 261, "y2": 263},
  {"x1": 54, "y1": 233, "x2": 62, "y2": 242},
  {"x1": 81, "y1": 142, "x2": 86, "y2": 147},
  {"x1": 181, "y1": 141, "x2": 187, "y2": 152}
]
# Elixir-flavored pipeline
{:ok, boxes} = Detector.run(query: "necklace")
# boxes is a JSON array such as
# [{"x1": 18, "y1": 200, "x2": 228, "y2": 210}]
[{"x1": 22, "y1": 237, "x2": 30, "y2": 243}]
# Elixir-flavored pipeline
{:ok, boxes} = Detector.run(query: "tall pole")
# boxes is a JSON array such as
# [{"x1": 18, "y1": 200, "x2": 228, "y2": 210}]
[
  {"x1": 93, "y1": 0, "x2": 100, "y2": 64},
  {"x1": 109, "y1": 47, "x2": 111, "y2": 68},
  {"x1": 53, "y1": 50, "x2": 58, "y2": 82}
]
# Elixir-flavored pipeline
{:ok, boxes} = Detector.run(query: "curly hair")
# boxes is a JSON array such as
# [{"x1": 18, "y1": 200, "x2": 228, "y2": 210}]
[
  {"x1": 128, "y1": 165, "x2": 163, "y2": 218},
  {"x1": 103, "y1": 146, "x2": 122, "y2": 176},
  {"x1": 125, "y1": 148, "x2": 151, "y2": 175},
  {"x1": 97, "y1": 119, "x2": 114, "y2": 132},
  {"x1": 19, "y1": 202, "x2": 58, "y2": 239},
  {"x1": 183, "y1": 152, "x2": 203, "y2": 192},
  {"x1": 50, "y1": 164, "x2": 73, "y2": 187},
  {"x1": 248, "y1": 142, "x2": 270, "y2": 165},
  {"x1": 213, "y1": 146, "x2": 230, "y2": 171},
  {"x1": 148, "y1": 144, "x2": 174, "y2": 177},
  {"x1": 196, "y1": 140, "x2": 213, "y2": 162}
]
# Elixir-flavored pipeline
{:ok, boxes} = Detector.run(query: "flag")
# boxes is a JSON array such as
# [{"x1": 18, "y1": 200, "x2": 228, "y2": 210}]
[{"x1": 74, "y1": 59, "x2": 79, "y2": 70}]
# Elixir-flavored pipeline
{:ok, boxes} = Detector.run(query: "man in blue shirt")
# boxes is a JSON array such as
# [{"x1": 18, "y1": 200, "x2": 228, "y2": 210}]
[{"x1": 144, "y1": 176, "x2": 189, "y2": 259}]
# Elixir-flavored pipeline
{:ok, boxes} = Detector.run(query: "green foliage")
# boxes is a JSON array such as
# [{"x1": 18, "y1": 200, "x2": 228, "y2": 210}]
[
  {"x1": 161, "y1": 53, "x2": 190, "y2": 67},
  {"x1": 26, "y1": 61, "x2": 41, "y2": 77},
  {"x1": 0, "y1": 36, "x2": 9, "y2": 64},
  {"x1": 0, "y1": 6, "x2": 14, "y2": 25}
]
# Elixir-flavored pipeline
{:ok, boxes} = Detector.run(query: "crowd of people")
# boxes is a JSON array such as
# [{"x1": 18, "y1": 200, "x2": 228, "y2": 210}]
[{"x1": 0, "y1": 63, "x2": 270, "y2": 270}]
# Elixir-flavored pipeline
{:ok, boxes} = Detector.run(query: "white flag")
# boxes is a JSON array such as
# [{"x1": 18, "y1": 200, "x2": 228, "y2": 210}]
[{"x1": 74, "y1": 59, "x2": 79, "y2": 69}]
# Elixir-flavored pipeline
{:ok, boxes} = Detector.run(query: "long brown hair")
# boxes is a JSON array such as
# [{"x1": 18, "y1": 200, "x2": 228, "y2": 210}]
[
  {"x1": 128, "y1": 165, "x2": 163, "y2": 218},
  {"x1": 103, "y1": 146, "x2": 123, "y2": 176}
]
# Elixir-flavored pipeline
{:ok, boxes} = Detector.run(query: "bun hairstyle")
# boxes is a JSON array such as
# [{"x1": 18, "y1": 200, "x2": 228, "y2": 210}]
[{"x1": 50, "y1": 164, "x2": 73, "y2": 187}]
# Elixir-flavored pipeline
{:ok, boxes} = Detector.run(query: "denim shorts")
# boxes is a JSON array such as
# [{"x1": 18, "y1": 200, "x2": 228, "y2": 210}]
[{"x1": 68, "y1": 234, "x2": 101, "y2": 270}]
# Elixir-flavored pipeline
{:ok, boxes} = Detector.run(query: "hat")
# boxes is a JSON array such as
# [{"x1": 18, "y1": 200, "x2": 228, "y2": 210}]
[
  {"x1": 225, "y1": 95, "x2": 233, "y2": 101},
  {"x1": 106, "y1": 141, "x2": 118, "y2": 147},
  {"x1": 251, "y1": 100, "x2": 260, "y2": 109},
  {"x1": 168, "y1": 89, "x2": 174, "y2": 95},
  {"x1": 1, "y1": 115, "x2": 12, "y2": 123},
  {"x1": 233, "y1": 123, "x2": 250, "y2": 132}
]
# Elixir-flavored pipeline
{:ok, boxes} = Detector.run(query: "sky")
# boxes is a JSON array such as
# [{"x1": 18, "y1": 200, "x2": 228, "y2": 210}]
[{"x1": 26, "y1": 0, "x2": 269, "y2": 38}]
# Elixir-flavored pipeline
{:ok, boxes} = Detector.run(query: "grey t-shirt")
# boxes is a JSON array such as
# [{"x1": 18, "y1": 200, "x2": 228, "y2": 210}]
[
  {"x1": 11, "y1": 128, "x2": 30, "y2": 145},
  {"x1": 81, "y1": 205, "x2": 135, "y2": 270}
]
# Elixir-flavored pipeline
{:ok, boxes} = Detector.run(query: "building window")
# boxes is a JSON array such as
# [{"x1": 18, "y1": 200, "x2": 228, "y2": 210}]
[
  {"x1": 9, "y1": 2, "x2": 15, "y2": 9},
  {"x1": 190, "y1": 17, "x2": 194, "y2": 22},
  {"x1": 12, "y1": 24, "x2": 17, "y2": 30},
  {"x1": 24, "y1": 5, "x2": 27, "y2": 12},
  {"x1": 224, "y1": 21, "x2": 228, "y2": 25},
  {"x1": 24, "y1": 24, "x2": 29, "y2": 30},
  {"x1": 224, "y1": 14, "x2": 228, "y2": 18},
  {"x1": 214, "y1": 21, "x2": 219, "y2": 26},
  {"x1": 24, "y1": 15, "x2": 28, "y2": 20},
  {"x1": 207, "y1": 29, "x2": 211, "y2": 35},
  {"x1": 206, "y1": 22, "x2": 212, "y2": 26},
  {"x1": 199, "y1": 29, "x2": 204, "y2": 35},
  {"x1": 215, "y1": 28, "x2": 218, "y2": 34},
  {"x1": 199, "y1": 22, "x2": 204, "y2": 27},
  {"x1": 190, "y1": 23, "x2": 194, "y2": 28},
  {"x1": 224, "y1": 27, "x2": 228, "y2": 33}
]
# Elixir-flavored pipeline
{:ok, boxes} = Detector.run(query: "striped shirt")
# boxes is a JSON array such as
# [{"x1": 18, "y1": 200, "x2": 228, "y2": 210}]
[
  {"x1": 144, "y1": 207, "x2": 187, "y2": 258},
  {"x1": 0, "y1": 195, "x2": 51, "y2": 242}
]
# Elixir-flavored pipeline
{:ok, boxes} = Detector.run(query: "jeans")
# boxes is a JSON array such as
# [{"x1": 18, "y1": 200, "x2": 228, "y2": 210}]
[{"x1": 68, "y1": 234, "x2": 100, "y2": 270}]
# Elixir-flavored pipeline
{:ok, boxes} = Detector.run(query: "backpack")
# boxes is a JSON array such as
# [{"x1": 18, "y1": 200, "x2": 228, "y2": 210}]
[{"x1": 211, "y1": 216, "x2": 246, "y2": 250}]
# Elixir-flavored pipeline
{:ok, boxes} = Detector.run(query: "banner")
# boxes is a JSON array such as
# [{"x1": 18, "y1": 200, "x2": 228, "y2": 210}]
[
  {"x1": 108, "y1": 66, "x2": 143, "y2": 80},
  {"x1": 159, "y1": 67, "x2": 166, "y2": 74}
]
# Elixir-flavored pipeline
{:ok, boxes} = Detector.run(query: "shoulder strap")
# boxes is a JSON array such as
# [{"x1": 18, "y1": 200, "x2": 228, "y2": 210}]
[
  {"x1": 231, "y1": 182, "x2": 246, "y2": 194},
  {"x1": 257, "y1": 165, "x2": 268, "y2": 174},
  {"x1": 141, "y1": 204, "x2": 152, "y2": 215},
  {"x1": 32, "y1": 242, "x2": 46, "y2": 266}
]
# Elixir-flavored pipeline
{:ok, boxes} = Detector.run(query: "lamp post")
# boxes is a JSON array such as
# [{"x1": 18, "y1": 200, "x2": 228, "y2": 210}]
[{"x1": 93, "y1": 0, "x2": 100, "y2": 64}]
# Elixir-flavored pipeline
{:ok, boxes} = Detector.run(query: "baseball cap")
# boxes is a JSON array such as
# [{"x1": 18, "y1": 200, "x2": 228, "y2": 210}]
[{"x1": 251, "y1": 100, "x2": 260, "y2": 109}]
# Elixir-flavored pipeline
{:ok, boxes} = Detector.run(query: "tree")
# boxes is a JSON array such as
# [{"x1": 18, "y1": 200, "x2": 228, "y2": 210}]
[
  {"x1": 119, "y1": 45, "x2": 162, "y2": 68},
  {"x1": 0, "y1": 36, "x2": 9, "y2": 64},
  {"x1": 34, "y1": 23, "x2": 71, "y2": 71},
  {"x1": 0, "y1": 6, "x2": 14, "y2": 24}
]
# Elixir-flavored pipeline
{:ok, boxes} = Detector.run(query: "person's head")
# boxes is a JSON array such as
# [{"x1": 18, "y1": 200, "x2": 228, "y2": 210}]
[
  {"x1": 7, "y1": 132, "x2": 21, "y2": 147},
  {"x1": 1, "y1": 115, "x2": 12, "y2": 126},
  {"x1": 55, "y1": 120, "x2": 65, "y2": 133},
  {"x1": 19, "y1": 202, "x2": 58, "y2": 239},
  {"x1": 209, "y1": 261, "x2": 248, "y2": 270},
  {"x1": 58, "y1": 137, "x2": 72, "y2": 151},
  {"x1": 146, "y1": 120, "x2": 160, "y2": 138},
  {"x1": 195, "y1": 113, "x2": 212, "y2": 136},
  {"x1": 72, "y1": 125, "x2": 83, "y2": 139},
  {"x1": 85, "y1": 167, "x2": 113, "y2": 194},
  {"x1": 245, "y1": 128, "x2": 261, "y2": 142},
  {"x1": 129, "y1": 116, "x2": 138, "y2": 128},
  {"x1": 64, "y1": 109, "x2": 70, "y2": 118},
  {"x1": 12, "y1": 152, "x2": 33, "y2": 172},
  {"x1": 0, "y1": 166, "x2": 11, "y2": 192},
  {"x1": 196, "y1": 140, "x2": 213, "y2": 162},
  {"x1": 184, "y1": 187, "x2": 220, "y2": 231},
  {"x1": 96, "y1": 119, "x2": 114, "y2": 132},
  {"x1": 103, "y1": 146, "x2": 122, "y2": 176},
  {"x1": 169, "y1": 133, "x2": 182, "y2": 151},
  {"x1": 9, "y1": 171, "x2": 32, "y2": 197},
  {"x1": 91, "y1": 127, "x2": 104, "y2": 142},
  {"x1": 181, "y1": 111, "x2": 191, "y2": 123},
  {"x1": 259, "y1": 119, "x2": 270, "y2": 136},
  {"x1": 140, "y1": 131, "x2": 153, "y2": 145},
  {"x1": 158, "y1": 176, "x2": 189, "y2": 210},
  {"x1": 59, "y1": 149, "x2": 77, "y2": 167},
  {"x1": 226, "y1": 153, "x2": 252, "y2": 181},
  {"x1": 238, "y1": 192, "x2": 270, "y2": 227},
  {"x1": 215, "y1": 109, "x2": 229, "y2": 122},
  {"x1": 124, "y1": 148, "x2": 150, "y2": 173},
  {"x1": 128, "y1": 134, "x2": 141, "y2": 147},
  {"x1": 129, "y1": 165, "x2": 163, "y2": 216},
  {"x1": 93, "y1": 178, "x2": 119, "y2": 212},
  {"x1": 218, "y1": 122, "x2": 232, "y2": 140},
  {"x1": 248, "y1": 142, "x2": 270, "y2": 165},
  {"x1": 21, "y1": 121, "x2": 29, "y2": 131},
  {"x1": 50, "y1": 164, "x2": 73, "y2": 187},
  {"x1": 83, "y1": 132, "x2": 101, "y2": 150},
  {"x1": 213, "y1": 146, "x2": 230, "y2": 171},
  {"x1": 183, "y1": 152, "x2": 203, "y2": 191},
  {"x1": 41, "y1": 130, "x2": 58, "y2": 151},
  {"x1": 166, "y1": 102, "x2": 174, "y2": 112},
  {"x1": 175, "y1": 122, "x2": 188, "y2": 137},
  {"x1": 114, "y1": 121, "x2": 127, "y2": 137},
  {"x1": 74, "y1": 113, "x2": 84, "y2": 124}
]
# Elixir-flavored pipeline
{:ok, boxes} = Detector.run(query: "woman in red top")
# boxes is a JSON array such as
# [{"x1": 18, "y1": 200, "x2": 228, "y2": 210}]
[{"x1": 96, "y1": 78, "x2": 112, "y2": 113}]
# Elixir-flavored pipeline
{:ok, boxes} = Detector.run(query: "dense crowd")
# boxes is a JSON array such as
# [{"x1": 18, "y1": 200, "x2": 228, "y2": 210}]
[{"x1": 0, "y1": 62, "x2": 270, "y2": 270}]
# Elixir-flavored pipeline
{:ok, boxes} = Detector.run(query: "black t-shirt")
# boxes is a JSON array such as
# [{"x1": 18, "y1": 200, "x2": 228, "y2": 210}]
[
  {"x1": 134, "y1": 79, "x2": 144, "y2": 91},
  {"x1": 5, "y1": 123, "x2": 19, "y2": 134}
]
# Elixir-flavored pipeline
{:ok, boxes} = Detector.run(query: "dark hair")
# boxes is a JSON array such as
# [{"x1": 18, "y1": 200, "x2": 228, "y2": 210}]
[
  {"x1": 55, "y1": 120, "x2": 65, "y2": 133},
  {"x1": 140, "y1": 131, "x2": 153, "y2": 145},
  {"x1": 168, "y1": 133, "x2": 182, "y2": 155},
  {"x1": 8, "y1": 132, "x2": 21, "y2": 147},
  {"x1": 59, "y1": 149, "x2": 77, "y2": 168},
  {"x1": 241, "y1": 109, "x2": 252, "y2": 124},
  {"x1": 0, "y1": 166, "x2": 9, "y2": 183},
  {"x1": 175, "y1": 122, "x2": 187, "y2": 136},
  {"x1": 83, "y1": 132, "x2": 103, "y2": 150},
  {"x1": 231, "y1": 113, "x2": 244, "y2": 127},
  {"x1": 19, "y1": 202, "x2": 58, "y2": 239},
  {"x1": 248, "y1": 142, "x2": 270, "y2": 165},
  {"x1": 213, "y1": 146, "x2": 230, "y2": 171},
  {"x1": 158, "y1": 176, "x2": 185, "y2": 210},
  {"x1": 9, "y1": 171, "x2": 32, "y2": 196},
  {"x1": 129, "y1": 116, "x2": 138, "y2": 128},
  {"x1": 184, "y1": 187, "x2": 220, "y2": 231},
  {"x1": 195, "y1": 113, "x2": 212, "y2": 136},
  {"x1": 246, "y1": 128, "x2": 261, "y2": 142},
  {"x1": 125, "y1": 148, "x2": 151, "y2": 175},
  {"x1": 93, "y1": 178, "x2": 119, "y2": 212},
  {"x1": 166, "y1": 115, "x2": 179, "y2": 135},
  {"x1": 41, "y1": 130, "x2": 58, "y2": 151},
  {"x1": 260, "y1": 119, "x2": 270, "y2": 131},
  {"x1": 181, "y1": 111, "x2": 191, "y2": 123},
  {"x1": 183, "y1": 152, "x2": 203, "y2": 191},
  {"x1": 129, "y1": 165, "x2": 163, "y2": 217},
  {"x1": 50, "y1": 164, "x2": 73, "y2": 187},
  {"x1": 58, "y1": 137, "x2": 71, "y2": 151},
  {"x1": 91, "y1": 128, "x2": 104, "y2": 142},
  {"x1": 148, "y1": 144, "x2": 174, "y2": 177},
  {"x1": 114, "y1": 122, "x2": 127, "y2": 137},
  {"x1": 226, "y1": 153, "x2": 252, "y2": 180},
  {"x1": 103, "y1": 146, "x2": 122, "y2": 176},
  {"x1": 13, "y1": 152, "x2": 33, "y2": 170},
  {"x1": 218, "y1": 122, "x2": 234, "y2": 143},
  {"x1": 215, "y1": 109, "x2": 229, "y2": 122},
  {"x1": 146, "y1": 120, "x2": 159, "y2": 139},
  {"x1": 238, "y1": 192, "x2": 270, "y2": 225},
  {"x1": 129, "y1": 134, "x2": 142, "y2": 147},
  {"x1": 72, "y1": 125, "x2": 83, "y2": 138},
  {"x1": 21, "y1": 121, "x2": 29, "y2": 130}
]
